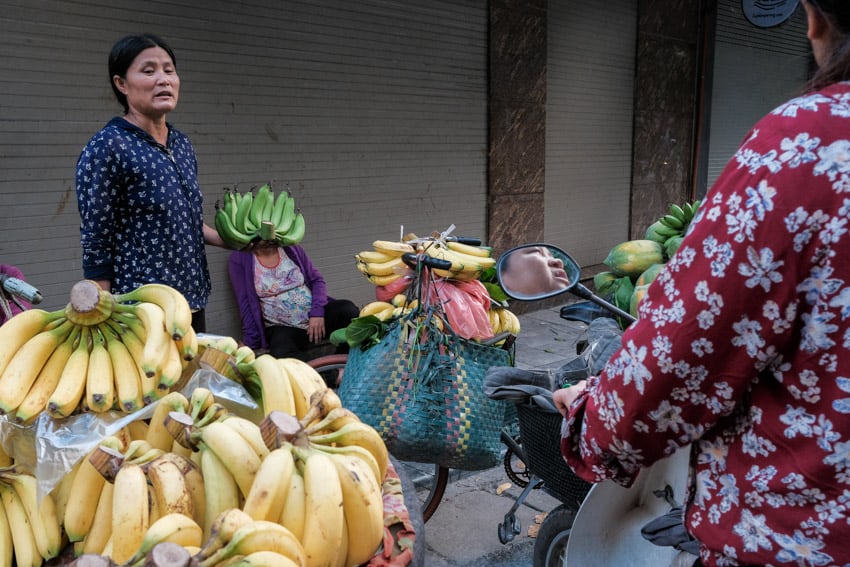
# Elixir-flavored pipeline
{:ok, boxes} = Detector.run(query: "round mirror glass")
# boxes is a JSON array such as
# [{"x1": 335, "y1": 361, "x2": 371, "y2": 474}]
[{"x1": 496, "y1": 243, "x2": 580, "y2": 301}]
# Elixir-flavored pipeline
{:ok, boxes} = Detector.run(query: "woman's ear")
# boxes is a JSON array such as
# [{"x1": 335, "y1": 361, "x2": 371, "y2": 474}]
[
  {"x1": 112, "y1": 75, "x2": 128, "y2": 94},
  {"x1": 805, "y1": 1, "x2": 828, "y2": 42}
]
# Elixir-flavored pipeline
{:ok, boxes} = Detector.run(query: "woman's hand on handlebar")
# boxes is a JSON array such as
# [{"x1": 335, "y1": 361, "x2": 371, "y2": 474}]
[{"x1": 553, "y1": 380, "x2": 588, "y2": 418}]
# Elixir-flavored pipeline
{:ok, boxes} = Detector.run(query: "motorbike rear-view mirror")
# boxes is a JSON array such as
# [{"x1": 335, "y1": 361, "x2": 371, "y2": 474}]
[
  {"x1": 495, "y1": 244, "x2": 579, "y2": 301},
  {"x1": 496, "y1": 243, "x2": 636, "y2": 323}
]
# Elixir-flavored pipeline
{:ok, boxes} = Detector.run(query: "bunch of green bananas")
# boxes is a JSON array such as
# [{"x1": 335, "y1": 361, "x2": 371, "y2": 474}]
[
  {"x1": 214, "y1": 183, "x2": 306, "y2": 250},
  {"x1": 644, "y1": 200, "x2": 701, "y2": 258}
]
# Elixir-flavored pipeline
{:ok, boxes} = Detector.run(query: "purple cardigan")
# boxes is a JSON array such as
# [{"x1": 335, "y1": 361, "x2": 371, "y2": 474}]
[{"x1": 228, "y1": 246, "x2": 329, "y2": 350}]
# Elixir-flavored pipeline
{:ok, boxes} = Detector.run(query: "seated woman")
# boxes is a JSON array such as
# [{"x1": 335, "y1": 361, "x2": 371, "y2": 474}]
[{"x1": 228, "y1": 242, "x2": 359, "y2": 360}]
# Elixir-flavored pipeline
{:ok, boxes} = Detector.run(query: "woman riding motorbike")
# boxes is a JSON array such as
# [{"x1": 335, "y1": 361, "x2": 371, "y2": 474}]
[{"x1": 555, "y1": 2, "x2": 850, "y2": 565}]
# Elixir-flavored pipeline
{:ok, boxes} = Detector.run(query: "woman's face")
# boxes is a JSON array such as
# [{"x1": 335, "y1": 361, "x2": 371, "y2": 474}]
[
  {"x1": 501, "y1": 246, "x2": 571, "y2": 297},
  {"x1": 113, "y1": 46, "x2": 180, "y2": 118}
]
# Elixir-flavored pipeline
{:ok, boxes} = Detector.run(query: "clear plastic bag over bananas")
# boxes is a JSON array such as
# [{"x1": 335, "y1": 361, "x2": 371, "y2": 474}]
[
  {"x1": 0, "y1": 280, "x2": 198, "y2": 423},
  {"x1": 214, "y1": 183, "x2": 305, "y2": 250},
  {"x1": 60, "y1": 387, "x2": 388, "y2": 567}
]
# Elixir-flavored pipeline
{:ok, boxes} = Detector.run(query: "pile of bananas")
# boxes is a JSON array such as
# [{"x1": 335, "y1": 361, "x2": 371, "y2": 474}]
[
  {"x1": 0, "y1": 281, "x2": 197, "y2": 423},
  {"x1": 0, "y1": 467, "x2": 63, "y2": 566},
  {"x1": 214, "y1": 183, "x2": 306, "y2": 250},
  {"x1": 488, "y1": 306, "x2": 521, "y2": 336},
  {"x1": 355, "y1": 238, "x2": 496, "y2": 286},
  {"x1": 46, "y1": 385, "x2": 388, "y2": 567}
]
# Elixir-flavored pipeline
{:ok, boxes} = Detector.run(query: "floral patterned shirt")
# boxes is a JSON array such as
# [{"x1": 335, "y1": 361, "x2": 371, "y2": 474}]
[
  {"x1": 562, "y1": 81, "x2": 850, "y2": 566},
  {"x1": 75, "y1": 117, "x2": 211, "y2": 310}
]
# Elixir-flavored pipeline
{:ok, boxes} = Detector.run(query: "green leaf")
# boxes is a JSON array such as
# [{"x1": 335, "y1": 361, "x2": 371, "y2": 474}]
[
  {"x1": 482, "y1": 281, "x2": 509, "y2": 303},
  {"x1": 343, "y1": 315, "x2": 387, "y2": 349}
]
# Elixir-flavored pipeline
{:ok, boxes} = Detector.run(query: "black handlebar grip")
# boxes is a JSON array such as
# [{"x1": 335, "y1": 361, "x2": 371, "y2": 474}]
[
  {"x1": 402, "y1": 253, "x2": 453, "y2": 271},
  {"x1": 450, "y1": 236, "x2": 482, "y2": 246}
]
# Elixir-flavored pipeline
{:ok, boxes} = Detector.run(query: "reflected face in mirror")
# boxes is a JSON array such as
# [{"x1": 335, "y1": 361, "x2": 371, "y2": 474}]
[{"x1": 498, "y1": 245, "x2": 572, "y2": 298}]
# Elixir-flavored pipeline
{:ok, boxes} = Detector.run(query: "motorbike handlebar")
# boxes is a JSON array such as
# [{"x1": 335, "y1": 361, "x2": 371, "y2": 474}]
[
  {"x1": 0, "y1": 274, "x2": 43, "y2": 305},
  {"x1": 402, "y1": 253, "x2": 453, "y2": 271}
]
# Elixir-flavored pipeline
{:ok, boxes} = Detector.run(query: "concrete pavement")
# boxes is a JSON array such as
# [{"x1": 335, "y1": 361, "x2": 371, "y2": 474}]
[{"x1": 411, "y1": 304, "x2": 589, "y2": 566}]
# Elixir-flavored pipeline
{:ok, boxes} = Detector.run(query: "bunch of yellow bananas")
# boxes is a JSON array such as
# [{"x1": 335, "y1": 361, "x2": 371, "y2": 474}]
[
  {"x1": 0, "y1": 468, "x2": 64, "y2": 566},
  {"x1": 356, "y1": 237, "x2": 496, "y2": 285},
  {"x1": 0, "y1": 281, "x2": 198, "y2": 423},
  {"x1": 47, "y1": 381, "x2": 388, "y2": 567},
  {"x1": 487, "y1": 307, "x2": 521, "y2": 336},
  {"x1": 358, "y1": 294, "x2": 420, "y2": 322},
  {"x1": 214, "y1": 183, "x2": 305, "y2": 250}
]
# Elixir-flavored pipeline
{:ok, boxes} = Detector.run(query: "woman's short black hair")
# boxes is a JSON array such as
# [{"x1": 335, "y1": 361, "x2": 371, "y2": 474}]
[{"x1": 108, "y1": 33, "x2": 176, "y2": 113}]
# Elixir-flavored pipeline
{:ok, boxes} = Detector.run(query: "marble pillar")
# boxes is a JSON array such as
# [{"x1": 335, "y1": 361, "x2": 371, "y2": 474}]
[{"x1": 487, "y1": 0, "x2": 547, "y2": 255}]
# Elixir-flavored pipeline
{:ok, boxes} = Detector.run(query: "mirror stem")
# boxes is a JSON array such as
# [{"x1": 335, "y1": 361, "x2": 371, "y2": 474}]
[{"x1": 572, "y1": 283, "x2": 637, "y2": 323}]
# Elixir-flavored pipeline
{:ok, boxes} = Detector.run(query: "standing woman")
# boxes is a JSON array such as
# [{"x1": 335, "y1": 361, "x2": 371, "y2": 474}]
[
  {"x1": 75, "y1": 34, "x2": 225, "y2": 331},
  {"x1": 555, "y1": 2, "x2": 850, "y2": 566}
]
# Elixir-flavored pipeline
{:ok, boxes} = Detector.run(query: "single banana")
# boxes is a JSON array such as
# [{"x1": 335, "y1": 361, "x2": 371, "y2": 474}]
[
  {"x1": 103, "y1": 318, "x2": 158, "y2": 404},
  {"x1": 302, "y1": 407, "x2": 361, "y2": 436},
  {"x1": 47, "y1": 324, "x2": 92, "y2": 418},
  {"x1": 0, "y1": 479, "x2": 12, "y2": 567},
  {"x1": 247, "y1": 354, "x2": 296, "y2": 417},
  {"x1": 48, "y1": 461, "x2": 77, "y2": 530},
  {"x1": 296, "y1": 449, "x2": 344, "y2": 567},
  {"x1": 354, "y1": 250, "x2": 397, "y2": 264},
  {"x1": 215, "y1": 205, "x2": 253, "y2": 250},
  {"x1": 200, "y1": 520, "x2": 307, "y2": 567},
  {"x1": 364, "y1": 273, "x2": 403, "y2": 286},
  {"x1": 147, "y1": 455, "x2": 194, "y2": 519},
  {"x1": 276, "y1": 194, "x2": 297, "y2": 236},
  {"x1": 121, "y1": 301, "x2": 171, "y2": 380},
  {"x1": 231, "y1": 550, "x2": 300, "y2": 567},
  {"x1": 198, "y1": 421, "x2": 262, "y2": 498},
  {"x1": 63, "y1": 435, "x2": 125, "y2": 542},
  {"x1": 268, "y1": 189, "x2": 288, "y2": 231},
  {"x1": 669, "y1": 203, "x2": 687, "y2": 222},
  {"x1": 242, "y1": 445, "x2": 294, "y2": 522},
  {"x1": 100, "y1": 323, "x2": 144, "y2": 413},
  {"x1": 144, "y1": 391, "x2": 190, "y2": 451},
  {"x1": 222, "y1": 415, "x2": 270, "y2": 461},
  {"x1": 249, "y1": 185, "x2": 270, "y2": 232},
  {"x1": 234, "y1": 345, "x2": 256, "y2": 365},
  {"x1": 199, "y1": 448, "x2": 242, "y2": 541},
  {"x1": 0, "y1": 318, "x2": 75, "y2": 414},
  {"x1": 297, "y1": 388, "x2": 345, "y2": 430},
  {"x1": 277, "y1": 212, "x2": 305, "y2": 246},
  {"x1": 307, "y1": 422, "x2": 389, "y2": 483},
  {"x1": 371, "y1": 240, "x2": 415, "y2": 256},
  {"x1": 155, "y1": 452, "x2": 206, "y2": 529},
  {"x1": 125, "y1": 513, "x2": 203, "y2": 566},
  {"x1": 1, "y1": 471, "x2": 62, "y2": 560},
  {"x1": 14, "y1": 324, "x2": 81, "y2": 424},
  {"x1": 278, "y1": 358, "x2": 327, "y2": 419},
  {"x1": 110, "y1": 462, "x2": 151, "y2": 564},
  {"x1": 114, "y1": 283, "x2": 194, "y2": 342},
  {"x1": 358, "y1": 301, "x2": 395, "y2": 318},
  {"x1": 196, "y1": 508, "x2": 254, "y2": 563},
  {"x1": 0, "y1": 309, "x2": 66, "y2": 377},
  {"x1": 446, "y1": 240, "x2": 493, "y2": 258},
  {"x1": 278, "y1": 465, "x2": 306, "y2": 542},
  {"x1": 155, "y1": 336, "x2": 184, "y2": 393},
  {"x1": 312, "y1": 443, "x2": 383, "y2": 487},
  {"x1": 358, "y1": 256, "x2": 405, "y2": 277},
  {"x1": 85, "y1": 326, "x2": 115, "y2": 413},
  {"x1": 175, "y1": 324, "x2": 199, "y2": 361},
  {"x1": 328, "y1": 451, "x2": 384, "y2": 566},
  {"x1": 81, "y1": 481, "x2": 113, "y2": 555},
  {"x1": 236, "y1": 191, "x2": 255, "y2": 233},
  {"x1": 0, "y1": 481, "x2": 40, "y2": 567}
]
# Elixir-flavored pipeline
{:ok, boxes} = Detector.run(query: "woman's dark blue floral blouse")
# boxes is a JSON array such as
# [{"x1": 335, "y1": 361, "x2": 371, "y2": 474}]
[{"x1": 75, "y1": 117, "x2": 211, "y2": 310}]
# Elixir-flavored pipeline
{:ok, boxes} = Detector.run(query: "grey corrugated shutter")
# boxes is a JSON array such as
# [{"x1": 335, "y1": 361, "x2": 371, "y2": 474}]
[
  {"x1": 0, "y1": 1, "x2": 487, "y2": 338},
  {"x1": 545, "y1": 1, "x2": 637, "y2": 268},
  {"x1": 705, "y1": 0, "x2": 809, "y2": 189}
]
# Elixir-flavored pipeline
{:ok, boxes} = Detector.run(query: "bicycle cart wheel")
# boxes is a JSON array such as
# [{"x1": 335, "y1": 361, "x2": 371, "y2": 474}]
[
  {"x1": 307, "y1": 353, "x2": 348, "y2": 388},
  {"x1": 533, "y1": 504, "x2": 576, "y2": 567},
  {"x1": 395, "y1": 461, "x2": 450, "y2": 523}
]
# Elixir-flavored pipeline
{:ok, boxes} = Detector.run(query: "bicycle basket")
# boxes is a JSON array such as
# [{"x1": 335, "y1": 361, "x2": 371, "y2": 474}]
[{"x1": 515, "y1": 401, "x2": 591, "y2": 510}]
